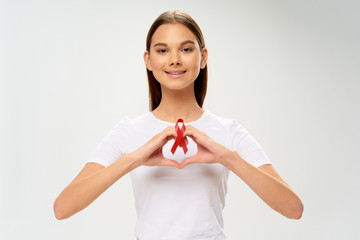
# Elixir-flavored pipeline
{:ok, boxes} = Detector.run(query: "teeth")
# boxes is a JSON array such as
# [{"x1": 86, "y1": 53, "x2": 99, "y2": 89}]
[{"x1": 167, "y1": 71, "x2": 185, "y2": 74}]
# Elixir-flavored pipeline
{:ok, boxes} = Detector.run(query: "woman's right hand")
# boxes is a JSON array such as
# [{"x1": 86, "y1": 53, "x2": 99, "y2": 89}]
[{"x1": 128, "y1": 126, "x2": 181, "y2": 169}]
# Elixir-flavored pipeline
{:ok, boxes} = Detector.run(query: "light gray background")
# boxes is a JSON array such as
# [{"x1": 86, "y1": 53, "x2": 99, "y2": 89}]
[{"x1": 1, "y1": 0, "x2": 359, "y2": 239}]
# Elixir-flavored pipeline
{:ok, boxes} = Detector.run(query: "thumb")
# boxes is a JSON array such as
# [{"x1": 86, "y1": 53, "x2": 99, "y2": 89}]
[
  {"x1": 161, "y1": 158, "x2": 181, "y2": 169},
  {"x1": 180, "y1": 155, "x2": 198, "y2": 169}
]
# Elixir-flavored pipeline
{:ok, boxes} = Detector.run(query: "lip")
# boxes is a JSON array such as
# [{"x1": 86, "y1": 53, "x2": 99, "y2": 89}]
[{"x1": 165, "y1": 70, "x2": 186, "y2": 78}]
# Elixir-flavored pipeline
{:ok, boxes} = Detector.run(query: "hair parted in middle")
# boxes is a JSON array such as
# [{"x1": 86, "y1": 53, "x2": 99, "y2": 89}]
[{"x1": 145, "y1": 10, "x2": 208, "y2": 111}]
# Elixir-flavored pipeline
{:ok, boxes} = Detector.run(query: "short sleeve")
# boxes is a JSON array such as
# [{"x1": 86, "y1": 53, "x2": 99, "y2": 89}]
[
  {"x1": 230, "y1": 121, "x2": 272, "y2": 168},
  {"x1": 87, "y1": 117, "x2": 129, "y2": 167}
]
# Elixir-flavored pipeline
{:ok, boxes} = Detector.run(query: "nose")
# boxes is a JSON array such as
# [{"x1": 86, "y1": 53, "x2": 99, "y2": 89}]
[{"x1": 169, "y1": 52, "x2": 182, "y2": 66}]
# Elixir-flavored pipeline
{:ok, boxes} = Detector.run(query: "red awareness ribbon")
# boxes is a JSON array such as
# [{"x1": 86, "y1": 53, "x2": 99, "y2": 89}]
[{"x1": 171, "y1": 119, "x2": 188, "y2": 154}]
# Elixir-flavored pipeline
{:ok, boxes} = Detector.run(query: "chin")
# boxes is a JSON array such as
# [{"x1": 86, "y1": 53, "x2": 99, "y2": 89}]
[{"x1": 161, "y1": 81, "x2": 194, "y2": 91}]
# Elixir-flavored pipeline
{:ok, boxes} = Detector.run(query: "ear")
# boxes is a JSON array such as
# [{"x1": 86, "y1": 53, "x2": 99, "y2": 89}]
[
  {"x1": 144, "y1": 50, "x2": 153, "y2": 71},
  {"x1": 200, "y1": 47, "x2": 208, "y2": 69}
]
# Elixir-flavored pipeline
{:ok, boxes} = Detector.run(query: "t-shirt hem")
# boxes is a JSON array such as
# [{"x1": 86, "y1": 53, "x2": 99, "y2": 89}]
[
  {"x1": 86, "y1": 158, "x2": 110, "y2": 167},
  {"x1": 253, "y1": 161, "x2": 272, "y2": 168}
]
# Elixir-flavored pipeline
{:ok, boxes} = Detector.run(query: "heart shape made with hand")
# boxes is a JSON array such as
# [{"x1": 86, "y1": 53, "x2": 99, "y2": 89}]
[{"x1": 171, "y1": 119, "x2": 188, "y2": 154}]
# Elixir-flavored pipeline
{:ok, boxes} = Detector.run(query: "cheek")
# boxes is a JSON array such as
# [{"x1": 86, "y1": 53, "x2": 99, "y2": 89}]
[
  {"x1": 185, "y1": 54, "x2": 201, "y2": 69},
  {"x1": 150, "y1": 56, "x2": 167, "y2": 70}
]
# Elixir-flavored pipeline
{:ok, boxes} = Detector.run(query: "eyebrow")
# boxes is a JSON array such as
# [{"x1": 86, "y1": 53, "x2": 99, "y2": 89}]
[{"x1": 153, "y1": 40, "x2": 196, "y2": 48}]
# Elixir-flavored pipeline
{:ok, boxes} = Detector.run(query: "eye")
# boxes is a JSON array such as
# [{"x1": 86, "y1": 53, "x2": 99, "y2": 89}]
[
  {"x1": 157, "y1": 49, "x2": 167, "y2": 53},
  {"x1": 182, "y1": 48, "x2": 192, "y2": 52}
]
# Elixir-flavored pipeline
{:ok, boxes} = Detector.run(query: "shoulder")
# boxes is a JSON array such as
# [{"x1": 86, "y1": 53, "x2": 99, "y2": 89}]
[
  {"x1": 111, "y1": 112, "x2": 165, "y2": 137},
  {"x1": 115, "y1": 112, "x2": 152, "y2": 127},
  {"x1": 203, "y1": 110, "x2": 250, "y2": 144},
  {"x1": 204, "y1": 110, "x2": 245, "y2": 130}
]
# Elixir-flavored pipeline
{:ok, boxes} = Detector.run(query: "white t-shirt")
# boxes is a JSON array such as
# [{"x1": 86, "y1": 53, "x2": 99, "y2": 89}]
[{"x1": 87, "y1": 110, "x2": 271, "y2": 240}]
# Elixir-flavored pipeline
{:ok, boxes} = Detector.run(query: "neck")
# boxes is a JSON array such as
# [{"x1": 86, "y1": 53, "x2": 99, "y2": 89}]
[{"x1": 152, "y1": 84, "x2": 204, "y2": 123}]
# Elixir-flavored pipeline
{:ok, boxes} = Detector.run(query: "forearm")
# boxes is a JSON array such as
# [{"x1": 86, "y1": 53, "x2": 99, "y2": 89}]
[
  {"x1": 54, "y1": 153, "x2": 136, "y2": 220},
  {"x1": 224, "y1": 151, "x2": 303, "y2": 219}
]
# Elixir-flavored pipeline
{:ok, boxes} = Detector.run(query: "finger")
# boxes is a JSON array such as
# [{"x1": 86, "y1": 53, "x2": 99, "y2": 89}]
[
  {"x1": 185, "y1": 125, "x2": 205, "y2": 136},
  {"x1": 163, "y1": 126, "x2": 178, "y2": 141},
  {"x1": 161, "y1": 159, "x2": 181, "y2": 169},
  {"x1": 184, "y1": 126, "x2": 201, "y2": 138},
  {"x1": 143, "y1": 132, "x2": 176, "y2": 158},
  {"x1": 180, "y1": 155, "x2": 198, "y2": 169},
  {"x1": 184, "y1": 127, "x2": 214, "y2": 150},
  {"x1": 179, "y1": 136, "x2": 188, "y2": 149},
  {"x1": 152, "y1": 127, "x2": 177, "y2": 149},
  {"x1": 183, "y1": 129, "x2": 205, "y2": 146}
]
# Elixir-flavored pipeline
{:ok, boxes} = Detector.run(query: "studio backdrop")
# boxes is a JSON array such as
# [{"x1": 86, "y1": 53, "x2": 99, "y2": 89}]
[{"x1": 1, "y1": 0, "x2": 359, "y2": 239}]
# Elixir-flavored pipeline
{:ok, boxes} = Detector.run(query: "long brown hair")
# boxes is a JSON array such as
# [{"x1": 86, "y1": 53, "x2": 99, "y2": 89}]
[{"x1": 146, "y1": 10, "x2": 208, "y2": 111}]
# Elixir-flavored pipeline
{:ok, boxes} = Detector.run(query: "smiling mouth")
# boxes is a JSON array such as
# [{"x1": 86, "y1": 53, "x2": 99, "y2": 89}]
[{"x1": 165, "y1": 70, "x2": 187, "y2": 75}]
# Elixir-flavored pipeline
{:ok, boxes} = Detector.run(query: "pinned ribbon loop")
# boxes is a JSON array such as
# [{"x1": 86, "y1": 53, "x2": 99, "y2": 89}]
[{"x1": 171, "y1": 119, "x2": 188, "y2": 154}]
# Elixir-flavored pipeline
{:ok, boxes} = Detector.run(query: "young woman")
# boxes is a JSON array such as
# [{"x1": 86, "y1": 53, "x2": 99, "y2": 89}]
[{"x1": 54, "y1": 10, "x2": 303, "y2": 239}]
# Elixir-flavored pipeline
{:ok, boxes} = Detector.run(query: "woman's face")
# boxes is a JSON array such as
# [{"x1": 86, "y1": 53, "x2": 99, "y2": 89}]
[{"x1": 144, "y1": 23, "x2": 207, "y2": 91}]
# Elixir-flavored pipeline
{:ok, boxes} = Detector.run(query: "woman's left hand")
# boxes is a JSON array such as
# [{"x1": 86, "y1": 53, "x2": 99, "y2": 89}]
[{"x1": 180, "y1": 125, "x2": 231, "y2": 169}]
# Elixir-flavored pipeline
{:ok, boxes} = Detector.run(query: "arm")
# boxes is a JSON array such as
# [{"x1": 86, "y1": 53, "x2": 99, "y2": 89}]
[
  {"x1": 53, "y1": 155, "x2": 136, "y2": 220},
  {"x1": 181, "y1": 125, "x2": 303, "y2": 219},
  {"x1": 53, "y1": 126, "x2": 180, "y2": 220},
  {"x1": 225, "y1": 152, "x2": 303, "y2": 219}
]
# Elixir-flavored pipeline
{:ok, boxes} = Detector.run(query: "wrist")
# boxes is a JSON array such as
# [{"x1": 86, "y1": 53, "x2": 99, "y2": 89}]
[
  {"x1": 222, "y1": 150, "x2": 243, "y2": 170},
  {"x1": 121, "y1": 152, "x2": 142, "y2": 170}
]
